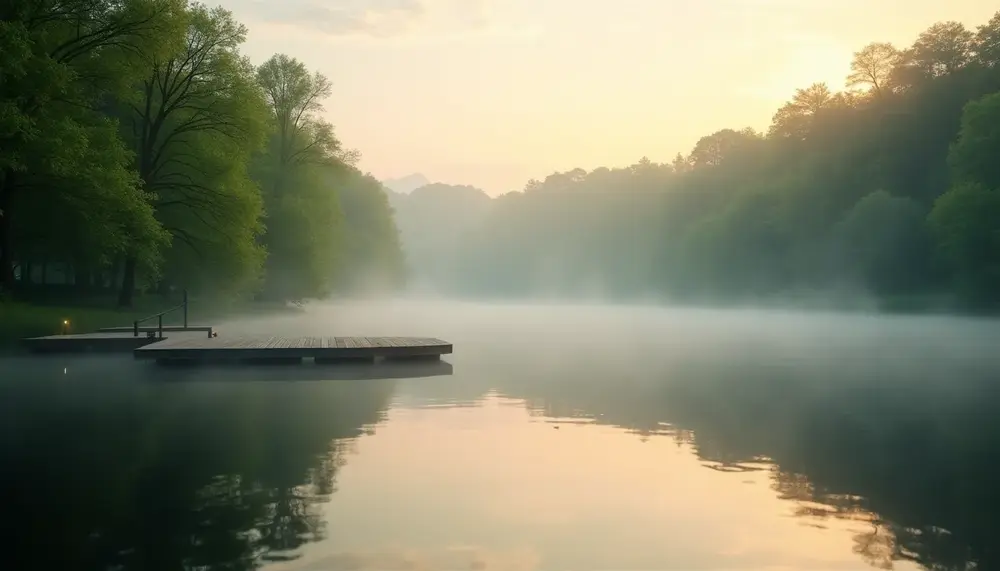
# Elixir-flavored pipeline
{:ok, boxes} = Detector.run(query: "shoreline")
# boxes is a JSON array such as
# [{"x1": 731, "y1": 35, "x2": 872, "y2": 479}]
[
  {"x1": 4, "y1": 292, "x2": 995, "y2": 351},
  {"x1": 0, "y1": 298, "x2": 303, "y2": 351}
]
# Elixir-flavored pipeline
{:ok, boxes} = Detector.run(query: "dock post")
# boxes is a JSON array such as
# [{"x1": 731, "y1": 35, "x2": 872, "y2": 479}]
[
  {"x1": 183, "y1": 289, "x2": 188, "y2": 328},
  {"x1": 133, "y1": 320, "x2": 139, "y2": 337},
  {"x1": 158, "y1": 314, "x2": 163, "y2": 338}
]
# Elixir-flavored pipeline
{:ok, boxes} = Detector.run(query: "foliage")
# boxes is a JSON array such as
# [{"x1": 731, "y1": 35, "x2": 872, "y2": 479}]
[
  {"x1": 829, "y1": 190, "x2": 931, "y2": 296},
  {"x1": 928, "y1": 182, "x2": 1000, "y2": 307},
  {"x1": 386, "y1": 10, "x2": 1000, "y2": 310},
  {"x1": 7, "y1": 3, "x2": 999, "y2": 313},
  {"x1": 2, "y1": 1, "x2": 404, "y2": 307},
  {"x1": 948, "y1": 91, "x2": 1000, "y2": 190},
  {"x1": 0, "y1": 0, "x2": 183, "y2": 294},
  {"x1": 113, "y1": 1, "x2": 269, "y2": 305},
  {"x1": 846, "y1": 42, "x2": 900, "y2": 95},
  {"x1": 333, "y1": 166, "x2": 406, "y2": 293},
  {"x1": 253, "y1": 53, "x2": 375, "y2": 302}
]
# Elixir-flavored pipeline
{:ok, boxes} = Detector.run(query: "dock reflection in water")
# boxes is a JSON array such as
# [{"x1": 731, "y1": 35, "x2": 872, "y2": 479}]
[{"x1": 0, "y1": 328, "x2": 996, "y2": 571}]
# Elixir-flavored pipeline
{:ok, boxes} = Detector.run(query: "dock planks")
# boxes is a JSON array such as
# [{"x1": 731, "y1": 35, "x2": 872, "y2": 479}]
[{"x1": 134, "y1": 335, "x2": 452, "y2": 364}]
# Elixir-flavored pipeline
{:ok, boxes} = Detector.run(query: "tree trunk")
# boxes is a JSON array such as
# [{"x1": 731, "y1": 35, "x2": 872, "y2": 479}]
[
  {"x1": 0, "y1": 176, "x2": 14, "y2": 295},
  {"x1": 118, "y1": 256, "x2": 137, "y2": 307},
  {"x1": 109, "y1": 257, "x2": 123, "y2": 291}
]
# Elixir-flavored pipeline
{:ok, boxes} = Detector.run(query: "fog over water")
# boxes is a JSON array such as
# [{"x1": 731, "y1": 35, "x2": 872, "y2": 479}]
[{"x1": 2, "y1": 300, "x2": 999, "y2": 571}]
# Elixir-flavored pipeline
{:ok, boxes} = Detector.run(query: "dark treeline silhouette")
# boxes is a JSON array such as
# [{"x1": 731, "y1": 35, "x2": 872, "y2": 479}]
[
  {"x1": 393, "y1": 12, "x2": 1000, "y2": 311},
  {"x1": 0, "y1": 361, "x2": 396, "y2": 571},
  {"x1": 0, "y1": 0, "x2": 404, "y2": 306}
]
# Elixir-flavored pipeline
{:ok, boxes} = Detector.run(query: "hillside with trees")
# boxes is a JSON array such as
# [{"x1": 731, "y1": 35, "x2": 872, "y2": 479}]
[
  {"x1": 0, "y1": 0, "x2": 404, "y2": 307},
  {"x1": 5, "y1": 3, "x2": 999, "y2": 314},
  {"x1": 398, "y1": 11, "x2": 1000, "y2": 311},
  {"x1": 386, "y1": 183, "x2": 491, "y2": 290}
]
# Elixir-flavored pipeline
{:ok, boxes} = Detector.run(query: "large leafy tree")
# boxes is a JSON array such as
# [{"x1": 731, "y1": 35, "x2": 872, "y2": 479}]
[
  {"x1": 768, "y1": 82, "x2": 837, "y2": 140},
  {"x1": 0, "y1": 0, "x2": 180, "y2": 295},
  {"x1": 846, "y1": 42, "x2": 900, "y2": 96},
  {"x1": 929, "y1": 182, "x2": 1000, "y2": 306},
  {"x1": 976, "y1": 12, "x2": 1000, "y2": 68},
  {"x1": 927, "y1": 91, "x2": 1000, "y2": 307},
  {"x1": 948, "y1": 91, "x2": 1000, "y2": 191},
  {"x1": 329, "y1": 167, "x2": 406, "y2": 294},
  {"x1": 116, "y1": 1, "x2": 269, "y2": 305},
  {"x1": 253, "y1": 54, "x2": 356, "y2": 301}
]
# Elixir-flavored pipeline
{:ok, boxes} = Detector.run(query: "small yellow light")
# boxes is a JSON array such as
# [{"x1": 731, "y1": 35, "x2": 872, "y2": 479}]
[{"x1": 63, "y1": 320, "x2": 69, "y2": 325}]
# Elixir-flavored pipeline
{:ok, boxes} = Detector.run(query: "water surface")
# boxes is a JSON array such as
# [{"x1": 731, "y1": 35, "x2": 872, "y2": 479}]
[{"x1": 2, "y1": 301, "x2": 998, "y2": 570}]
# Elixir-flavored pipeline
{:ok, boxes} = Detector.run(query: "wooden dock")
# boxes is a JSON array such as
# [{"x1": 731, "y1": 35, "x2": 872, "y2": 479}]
[
  {"x1": 18, "y1": 295, "x2": 452, "y2": 366},
  {"x1": 22, "y1": 332, "x2": 164, "y2": 353},
  {"x1": 22, "y1": 333, "x2": 453, "y2": 366},
  {"x1": 134, "y1": 336, "x2": 452, "y2": 365}
]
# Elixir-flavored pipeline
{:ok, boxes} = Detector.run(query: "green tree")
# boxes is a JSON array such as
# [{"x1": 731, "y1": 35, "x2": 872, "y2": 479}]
[
  {"x1": 846, "y1": 42, "x2": 900, "y2": 96},
  {"x1": 768, "y1": 83, "x2": 836, "y2": 140},
  {"x1": 928, "y1": 183, "x2": 1000, "y2": 306},
  {"x1": 254, "y1": 54, "x2": 354, "y2": 301},
  {"x1": 331, "y1": 167, "x2": 406, "y2": 293},
  {"x1": 975, "y1": 11, "x2": 1000, "y2": 68},
  {"x1": 830, "y1": 190, "x2": 930, "y2": 296},
  {"x1": 892, "y1": 21, "x2": 976, "y2": 88},
  {"x1": 688, "y1": 128, "x2": 762, "y2": 169},
  {"x1": 11, "y1": 115, "x2": 168, "y2": 289},
  {"x1": 0, "y1": 0, "x2": 180, "y2": 295},
  {"x1": 948, "y1": 91, "x2": 1000, "y2": 191},
  {"x1": 117, "y1": 1, "x2": 269, "y2": 305}
]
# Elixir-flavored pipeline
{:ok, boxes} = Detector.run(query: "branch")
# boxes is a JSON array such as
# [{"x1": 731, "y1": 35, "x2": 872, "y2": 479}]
[
  {"x1": 50, "y1": 7, "x2": 165, "y2": 64},
  {"x1": 162, "y1": 225, "x2": 204, "y2": 258},
  {"x1": 288, "y1": 136, "x2": 328, "y2": 165}
]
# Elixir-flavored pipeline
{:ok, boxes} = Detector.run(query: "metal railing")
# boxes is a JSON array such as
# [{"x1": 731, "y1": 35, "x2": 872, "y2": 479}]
[{"x1": 134, "y1": 290, "x2": 188, "y2": 339}]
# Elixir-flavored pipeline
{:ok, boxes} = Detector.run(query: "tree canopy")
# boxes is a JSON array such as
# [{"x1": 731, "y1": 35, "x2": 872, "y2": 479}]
[
  {"x1": 1, "y1": 0, "x2": 404, "y2": 305},
  {"x1": 389, "y1": 10, "x2": 1000, "y2": 311},
  {"x1": 5, "y1": 5, "x2": 1000, "y2": 313}
]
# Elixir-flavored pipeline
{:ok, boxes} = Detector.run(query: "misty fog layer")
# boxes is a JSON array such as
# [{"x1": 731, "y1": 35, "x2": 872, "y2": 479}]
[
  {"x1": 6, "y1": 7, "x2": 1000, "y2": 313},
  {"x1": 3, "y1": 301, "x2": 998, "y2": 570},
  {"x1": 377, "y1": 12, "x2": 1000, "y2": 312}
]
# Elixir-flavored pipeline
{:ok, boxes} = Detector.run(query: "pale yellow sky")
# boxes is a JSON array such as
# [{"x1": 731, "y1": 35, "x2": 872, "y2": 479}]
[{"x1": 222, "y1": 0, "x2": 997, "y2": 195}]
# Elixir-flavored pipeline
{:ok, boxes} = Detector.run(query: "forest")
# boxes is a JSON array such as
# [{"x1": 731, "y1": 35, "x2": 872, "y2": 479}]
[
  {"x1": 5, "y1": 3, "x2": 1000, "y2": 315},
  {"x1": 394, "y1": 10, "x2": 1000, "y2": 311},
  {"x1": 0, "y1": 0, "x2": 405, "y2": 308}
]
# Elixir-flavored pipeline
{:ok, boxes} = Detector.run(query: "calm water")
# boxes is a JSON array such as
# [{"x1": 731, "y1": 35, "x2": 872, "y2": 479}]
[{"x1": 2, "y1": 301, "x2": 999, "y2": 571}]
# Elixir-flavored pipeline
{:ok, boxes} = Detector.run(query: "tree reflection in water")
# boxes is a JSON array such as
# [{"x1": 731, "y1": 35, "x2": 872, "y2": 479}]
[
  {"x1": 0, "y1": 364, "x2": 396, "y2": 571},
  {"x1": 496, "y1": 354, "x2": 997, "y2": 571}
]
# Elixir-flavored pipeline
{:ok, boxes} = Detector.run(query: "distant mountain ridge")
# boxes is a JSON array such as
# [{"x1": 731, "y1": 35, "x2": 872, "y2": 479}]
[{"x1": 382, "y1": 173, "x2": 430, "y2": 194}]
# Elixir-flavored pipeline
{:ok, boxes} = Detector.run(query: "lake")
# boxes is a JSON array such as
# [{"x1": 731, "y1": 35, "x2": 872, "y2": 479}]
[{"x1": 1, "y1": 300, "x2": 998, "y2": 571}]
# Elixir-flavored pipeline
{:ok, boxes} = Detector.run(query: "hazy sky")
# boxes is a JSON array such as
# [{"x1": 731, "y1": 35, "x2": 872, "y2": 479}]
[{"x1": 221, "y1": 0, "x2": 996, "y2": 195}]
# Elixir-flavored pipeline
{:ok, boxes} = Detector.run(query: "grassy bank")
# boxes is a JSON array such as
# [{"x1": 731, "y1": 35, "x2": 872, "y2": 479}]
[{"x1": 0, "y1": 296, "x2": 301, "y2": 348}]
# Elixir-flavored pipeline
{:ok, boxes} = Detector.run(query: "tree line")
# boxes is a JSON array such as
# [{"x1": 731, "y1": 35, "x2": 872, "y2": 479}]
[
  {"x1": 0, "y1": 0, "x2": 404, "y2": 306},
  {"x1": 434, "y1": 11, "x2": 1000, "y2": 310}
]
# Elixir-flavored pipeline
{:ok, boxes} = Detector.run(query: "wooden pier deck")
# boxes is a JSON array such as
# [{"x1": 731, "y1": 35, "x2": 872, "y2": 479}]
[
  {"x1": 22, "y1": 332, "x2": 164, "y2": 353},
  {"x1": 135, "y1": 336, "x2": 452, "y2": 365}
]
